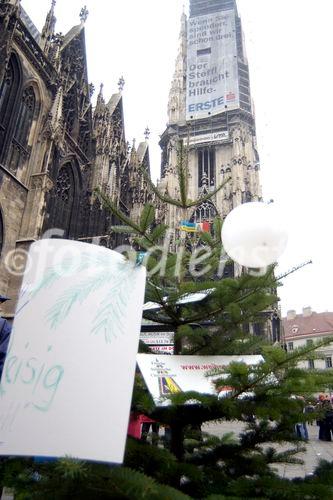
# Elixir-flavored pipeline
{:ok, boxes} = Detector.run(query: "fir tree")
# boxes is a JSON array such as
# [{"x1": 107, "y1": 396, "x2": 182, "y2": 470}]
[{"x1": 2, "y1": 141, "x2": 333, "y2": 499}]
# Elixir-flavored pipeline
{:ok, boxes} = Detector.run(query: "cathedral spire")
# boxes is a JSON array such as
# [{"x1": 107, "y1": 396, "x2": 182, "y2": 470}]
[
  {"x1": 98, "y1": 82, "x2": 104, "y2": 99},
  {"x1": 40, "y1": 0, "x2": 56, "y2": 53},
  {"x1": 167, "y1": 11, "x2": 187, "y2": 124},
  {"x1": 94, "y1": 83, "x2": 105, "y2": 116},
  {"x1": 130, "y1": 138, "x2": 137, "y2": 161}
]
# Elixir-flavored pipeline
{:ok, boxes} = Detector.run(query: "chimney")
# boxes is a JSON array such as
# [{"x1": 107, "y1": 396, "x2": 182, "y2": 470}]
[
  {"x1": 287, "y1": 310, "x2": 296, "y2": 320},
  {"x1": 302, "y1": 306, "x2": 312, "y2": 317}
]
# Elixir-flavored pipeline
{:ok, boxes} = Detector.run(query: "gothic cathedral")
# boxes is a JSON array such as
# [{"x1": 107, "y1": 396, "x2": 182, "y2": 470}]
[{"x1": 0, "y1": 0, "x2": 151, "y2": 316}]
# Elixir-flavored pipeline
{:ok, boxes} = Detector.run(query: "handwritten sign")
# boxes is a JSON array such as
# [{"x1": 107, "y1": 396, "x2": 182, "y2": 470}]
[
  {"x1": 137, "y1": 354, "x2": 263, "y2": 405},
  {"x1": 0, "y1": 240, "x2": 146, "y2": 463}
]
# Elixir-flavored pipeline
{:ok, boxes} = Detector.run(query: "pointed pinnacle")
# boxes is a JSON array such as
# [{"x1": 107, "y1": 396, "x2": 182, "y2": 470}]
[
  {"x1": 79, "y1": 5, "x2": 89, "y2": 23},
  {"x1": 144, "y1": 126, "x2": 150, "y2": 141},
  {"x1": 118, "y1": 76, "x2": 125, "y2": 92}
]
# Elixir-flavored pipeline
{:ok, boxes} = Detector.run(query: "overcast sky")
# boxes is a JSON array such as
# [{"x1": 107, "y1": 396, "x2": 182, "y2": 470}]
[{"x1": 21, "y1": 0, "x2": 333, "y2": 316}]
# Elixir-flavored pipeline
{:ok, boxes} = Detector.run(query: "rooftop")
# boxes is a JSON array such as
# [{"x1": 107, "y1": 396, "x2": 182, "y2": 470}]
[
  {"x1": 283, "y1": 308, "x2": 333, "y2": 339},
  {"x1": 19, "y1": 6, "x2": 41, "y2": 43}
]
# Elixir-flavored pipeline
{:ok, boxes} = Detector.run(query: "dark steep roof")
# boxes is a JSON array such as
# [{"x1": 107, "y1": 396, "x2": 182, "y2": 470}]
[{"x1": 20, "y1": 6, "x2": 41, "y2": 43}]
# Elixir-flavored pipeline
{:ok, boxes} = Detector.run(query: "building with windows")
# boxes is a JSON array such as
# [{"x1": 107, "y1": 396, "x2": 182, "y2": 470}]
[
  {"x1": 158, "y1": 0, "x2": 262, "y2": 233},
  {"x1": 0, "y1": 0, "x2": 152, "y2": 316},
  {"x1": 282, "y1": 308, "x2": 333, "y2": 370}
]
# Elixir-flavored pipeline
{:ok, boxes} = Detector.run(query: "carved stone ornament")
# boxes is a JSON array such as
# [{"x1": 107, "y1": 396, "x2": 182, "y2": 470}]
[
  {"x1": 14, "y1": 19, "x2": 57, "y2": 85},
  {"x1": 30, "y1": 173, "x2": 54, "y2": 192}
]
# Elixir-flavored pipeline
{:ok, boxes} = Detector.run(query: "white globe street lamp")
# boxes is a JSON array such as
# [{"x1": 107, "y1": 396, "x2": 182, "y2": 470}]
[{"x1": 221, "y1": 202, "x2": 288, "y2": 268}]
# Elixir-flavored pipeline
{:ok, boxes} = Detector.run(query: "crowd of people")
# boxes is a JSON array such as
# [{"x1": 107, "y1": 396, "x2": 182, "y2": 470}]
[{"x1": 293, "y1": 394, "x2": 333, "y2": 442}]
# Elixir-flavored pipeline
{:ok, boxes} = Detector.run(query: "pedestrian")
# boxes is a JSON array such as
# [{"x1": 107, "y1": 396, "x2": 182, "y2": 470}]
[
  {"x1": 293, "y1": 396, "x2": 309, "y2": 441},
  {"x1": 0, "y1": 295, "x2": 12, "y2": 380},
  {"x1": 304, "y1": 399, "x2": 315, "y2": 425},
  {"x1": 140, "y1": 415, "x2": 160, "y2": 445},
  {"x1": 317, "y1": 394, "x2": 332, "y2": 441},
  {"x1": 163, "y1": 425, "x2": 172, "y2": 449},
  {"x1": 295, "y1": 421, "x2": 308, "y2": 440},
  {"x1": 324, "y1": 395, "x2": 333, "y2": 440}
]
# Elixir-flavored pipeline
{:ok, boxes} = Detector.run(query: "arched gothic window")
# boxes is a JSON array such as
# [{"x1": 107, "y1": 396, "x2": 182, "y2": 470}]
[
  {"x1": 0, "y1": 55, "x2": 21, "y2": 156},
  {"x1": 7, "y1": 86, "x2": 36, "y2": 174},
  {"x1": 13, "y1": 86, "x2": 36, "y2": 148},
  {"x1": 64, "y1": 83, "x2": 77, "y2": 135},
  {"x1": 197, "y1": 147, "x2": 215, "y2": 188},
  {"x1": 46, "y1": 164, "x2": 76, "y2": 238},
  {"x1": 190, "y1": 201, "x2": 218, "y2": 224}
]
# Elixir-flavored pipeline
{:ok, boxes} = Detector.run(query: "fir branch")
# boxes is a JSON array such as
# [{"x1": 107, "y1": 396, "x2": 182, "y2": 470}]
[
  {"x1": 95, "y1": 188, "x2": 142, "y2": 233},
  {"x1": 211, "y1": 338, "x2": 333, "y2": 401},
  {"x1": 138, "y1": 165, "x2": 230, "y2": 209},
  {"x1": 180, "y1": 271, "x2": 276, "y2": 324},
  {"x1": 176, "y1": 140, "x2": 188, "y2": 206},
  {"x1": 185, "y1": 177, "x2": 231, "y2": 208},
  {"x1": 149, "y1": 280, "x2": 183, "y2": 324},
  {"x1": 139, "y1": 204, "x2": 155, "y2": 232},
  {"x1": 96, "y1": 188, "x2": 167, "y2": 251},
  {"x1": 110, "y1": 225, "x2": 140, "y2": 234},
  {"x1": 138, "y1": 168, "x2": 185, "y2": 207},
  {"x1": 150, "y1": 224, "x2": 168, "y2": 242},
  {"x1": 266, "y1": 447, "x2": 305, "y2": 465}
]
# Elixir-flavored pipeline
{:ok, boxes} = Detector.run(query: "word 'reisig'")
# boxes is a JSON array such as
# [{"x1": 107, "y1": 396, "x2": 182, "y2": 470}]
[{"x1": 1, "y1": 342, "x2": 64, "y2": 413}]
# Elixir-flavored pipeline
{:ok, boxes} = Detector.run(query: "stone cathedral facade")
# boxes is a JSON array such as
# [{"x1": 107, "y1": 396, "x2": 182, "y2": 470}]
[
  {"x1": 158, "y1": 0, "x2": 262, "y2": 235},
  {"x1": 0, "y1": 0, "x2": 151, "y2": 316}
]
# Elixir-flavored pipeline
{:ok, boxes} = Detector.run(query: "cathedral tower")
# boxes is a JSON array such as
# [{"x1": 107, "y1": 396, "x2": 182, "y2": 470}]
[{"x1": 159, "y1": 0, "x2": 262, "y2": 230}]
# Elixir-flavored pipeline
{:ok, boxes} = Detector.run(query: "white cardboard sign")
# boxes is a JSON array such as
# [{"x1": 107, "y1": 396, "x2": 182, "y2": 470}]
[
  {"x1": 137, "y1": 354, "x2": 263, "y2": 405},
  {"x1": 0, "y1": 240, "x2": 146, "y2": 463}
]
